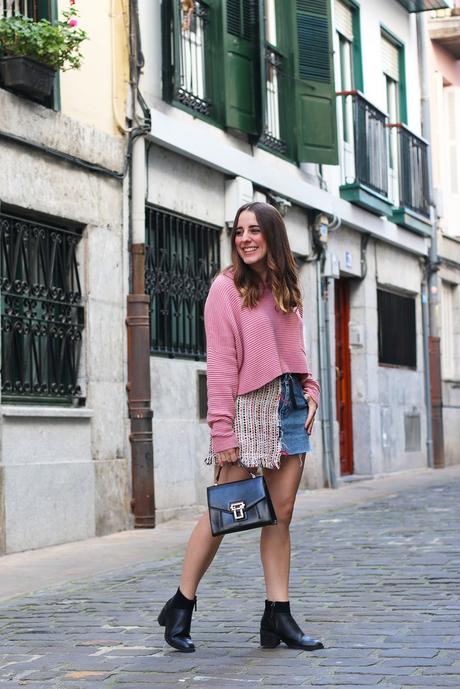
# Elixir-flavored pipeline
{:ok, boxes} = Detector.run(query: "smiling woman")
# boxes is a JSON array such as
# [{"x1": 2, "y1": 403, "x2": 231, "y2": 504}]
[
  {"x1": 157, "y1": 202, "x2": 324, "y2": 655},
  {"x1": 234, "y1": 212, "x2": 268, "y2": 274}
]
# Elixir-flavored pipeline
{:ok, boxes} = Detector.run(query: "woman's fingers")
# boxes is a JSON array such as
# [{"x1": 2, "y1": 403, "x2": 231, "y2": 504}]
[
  {"x1": 305, "y1": 400, "x2": 318, "y2": 436},
  {"x1": 216, "y1": 447, "x2": 240, "y2": 466}
]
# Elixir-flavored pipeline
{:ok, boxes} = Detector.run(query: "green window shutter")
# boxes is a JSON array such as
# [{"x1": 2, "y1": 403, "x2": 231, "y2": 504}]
[
  {"x1": 223, "y1": 0, "x2": 259, "y2": 134},
  {"x1": 292, "y1": 0, "x2": 338, "y2": 164}
]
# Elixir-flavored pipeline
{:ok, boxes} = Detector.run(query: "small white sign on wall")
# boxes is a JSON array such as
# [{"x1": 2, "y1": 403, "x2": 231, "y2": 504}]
[{"x1": 345, "y1": 251, "x2": 353, "y2": 270}]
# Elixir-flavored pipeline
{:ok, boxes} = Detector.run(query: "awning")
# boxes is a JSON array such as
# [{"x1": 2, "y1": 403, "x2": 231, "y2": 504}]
[{"x1": 396, "y1": 0, "x2": 452, "y2": 11}]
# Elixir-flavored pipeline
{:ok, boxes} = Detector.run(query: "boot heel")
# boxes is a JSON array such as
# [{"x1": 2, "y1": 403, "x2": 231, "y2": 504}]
[
  {"x1": 260, "y1": 628, "x2": 280, "y2": 648},
  {"x1": 157, "y1": 606, "x2": 166, "y2": 627}
]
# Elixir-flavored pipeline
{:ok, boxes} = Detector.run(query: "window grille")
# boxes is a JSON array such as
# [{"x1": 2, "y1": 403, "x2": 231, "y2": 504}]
[
  {"x1": 377, "y1": 288, "x2": 416, "y2": 368},
  {"x1": 145, "y1": 206, "x2": 221, "y2": 360},
  {"x1": 164, "y1": 0, "x2": 213, "y2": 116},
  {"x1": 1, "y1": 211, "x2": 84, "y2": 403},
  {"x1": 1, "y1": 0, "x2": 51, "y2": 20}
]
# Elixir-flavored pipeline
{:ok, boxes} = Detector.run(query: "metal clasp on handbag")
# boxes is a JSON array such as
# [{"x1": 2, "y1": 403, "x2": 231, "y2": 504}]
[{"x1": 229, "y1": 501, "x2": 246, "y2": 521}]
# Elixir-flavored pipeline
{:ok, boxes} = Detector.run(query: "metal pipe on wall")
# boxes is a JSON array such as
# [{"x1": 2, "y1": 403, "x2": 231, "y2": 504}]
[
  {"x1": 416, "y1": 12, "x2": 445, "y2": 469},
  {"x1": 127, "y1": 0, "x2": 155, "y2": 527},
  {"x1": 316, "y1": 258, "x2": 337, "y2": 489}
]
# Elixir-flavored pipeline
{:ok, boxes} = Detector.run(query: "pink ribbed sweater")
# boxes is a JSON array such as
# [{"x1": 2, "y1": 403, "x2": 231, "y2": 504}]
[{"x1": 205, "y1": 272, "x2": 320, "y2": 453}]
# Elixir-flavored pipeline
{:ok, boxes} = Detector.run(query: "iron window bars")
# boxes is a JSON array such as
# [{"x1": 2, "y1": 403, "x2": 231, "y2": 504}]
[
  {"x1": 1, "y1": 0, "x2": 51, "y2": 19},
  {"x1": 377, "y1": 288, "x2": 416, "y2": 368},
  {"x1": 1, "y1": 211, "x2": 84, "y2": 404},
  {"x1": 145, "y1": 206, "x2": 221, "y2": 360}
]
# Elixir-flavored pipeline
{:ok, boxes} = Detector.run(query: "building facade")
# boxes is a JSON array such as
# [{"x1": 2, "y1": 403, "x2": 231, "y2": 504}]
[
  {"x1": 138, "y1": 0, "x2": 459, "y2": 523},
  {"x1": 1, "y1": 0, "x2": 458, "y2": 554},
  {"x1": 428, "y1": 1, "x2": 460, "y2": 465},
  {"x1": 0, "y1": 0, "x2": 132, "y2": 553}
]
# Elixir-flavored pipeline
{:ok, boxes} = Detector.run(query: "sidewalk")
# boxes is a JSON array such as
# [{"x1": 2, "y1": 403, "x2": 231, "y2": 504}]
[
  {"x1": 2, "y1": 465, "x2": 459, "y2": 602},
  {"x1": 1, "y1": 465, "x2": 459, "y2": 689}
]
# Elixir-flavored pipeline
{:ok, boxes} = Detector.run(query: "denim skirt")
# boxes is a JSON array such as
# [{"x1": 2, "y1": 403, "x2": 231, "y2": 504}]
[{"x1": 205, "y1": 373, "x2": 311, "y2": 470}]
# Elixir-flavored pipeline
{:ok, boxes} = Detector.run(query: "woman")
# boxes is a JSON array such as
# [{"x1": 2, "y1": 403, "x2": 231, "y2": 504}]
[{"x1": 158, "y1": 202, "x2": 324, "y2": 653}]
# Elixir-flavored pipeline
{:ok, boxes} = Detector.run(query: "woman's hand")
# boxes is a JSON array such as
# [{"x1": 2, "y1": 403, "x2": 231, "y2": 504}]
[
  {"x1": 215, "y1": 447, "x2": 240, "y2": 467},
  {"x1": 305, "y1": 398, "x2": 318, "y2": 436}
]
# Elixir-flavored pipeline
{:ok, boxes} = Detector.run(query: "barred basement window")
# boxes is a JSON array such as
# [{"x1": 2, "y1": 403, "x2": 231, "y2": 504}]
[
  {"x1": 377, "y1": 288, "x2": 416, "y2": 368},
  {"x1": 145, "y1": 206, "x2": 220, "y2": 360},
  {"x1": 1, "y1": 211, "x2": 84, "y2": 404}
]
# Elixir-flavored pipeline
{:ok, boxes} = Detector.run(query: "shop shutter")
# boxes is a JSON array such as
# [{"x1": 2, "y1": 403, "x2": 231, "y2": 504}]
[
  {"x1": 223, "y1": 0, "x2": 259, "y2": 134},
  {"x1": 292, "y1": 0, "x2": 338, "y2": 164},
  {"x1": 381, "y1": 34, "x2": 399, "y2": 81},
  {"x1": 335, "y1": 0, "x2": 353, "y2": 41}
]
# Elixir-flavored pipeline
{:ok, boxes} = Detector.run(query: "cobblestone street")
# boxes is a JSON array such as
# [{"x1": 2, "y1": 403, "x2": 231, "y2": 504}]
[{"x1": 1, "y1": 468, "x2": 459, "y2": 689}]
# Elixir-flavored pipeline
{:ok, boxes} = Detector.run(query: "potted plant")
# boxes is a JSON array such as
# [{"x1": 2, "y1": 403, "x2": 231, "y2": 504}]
[{"x1": 0, "y1": 2, "x2": 88, "y2": 99}]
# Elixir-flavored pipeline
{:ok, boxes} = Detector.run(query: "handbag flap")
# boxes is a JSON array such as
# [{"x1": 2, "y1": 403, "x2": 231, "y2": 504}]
[{"x1": 207, "y1": 476, "x2": 270, "y2": 514}]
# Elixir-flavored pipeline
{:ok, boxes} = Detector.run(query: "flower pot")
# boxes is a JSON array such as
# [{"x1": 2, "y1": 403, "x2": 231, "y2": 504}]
[{"x1": 0, "y1": 56, "x2": 55, "y2": 99}]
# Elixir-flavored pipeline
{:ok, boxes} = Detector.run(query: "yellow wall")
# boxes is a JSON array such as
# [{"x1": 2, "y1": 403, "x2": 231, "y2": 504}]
[{"x1": 59, "y1": 0, "x2": 129, "y2": 136}]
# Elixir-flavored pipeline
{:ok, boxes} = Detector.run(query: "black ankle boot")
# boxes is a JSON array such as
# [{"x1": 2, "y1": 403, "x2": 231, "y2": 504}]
[
  {"x1": 260, "y1": 600, "x2": 324, "y2": 651},
  {"x1": 158, "y1": 588, "x2": 197, "y2": 653}
]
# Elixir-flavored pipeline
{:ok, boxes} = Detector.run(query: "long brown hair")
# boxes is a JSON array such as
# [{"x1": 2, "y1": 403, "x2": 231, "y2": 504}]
[{"x1": 230, "y1": 202, "x2": 302, "y2": 313}]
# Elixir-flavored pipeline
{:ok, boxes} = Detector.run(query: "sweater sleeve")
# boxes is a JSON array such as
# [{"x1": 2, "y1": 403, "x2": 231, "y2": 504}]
[
  {"x1": 299, "y1": 368, "x2": 320, "y2": 407},
  {"x1": 204, "y1": 278, "x2": 239, "y2": 453}
]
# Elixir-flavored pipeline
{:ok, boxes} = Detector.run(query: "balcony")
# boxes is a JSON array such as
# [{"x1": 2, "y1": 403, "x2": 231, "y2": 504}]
[
  {"x1": 388, "y1": 123, "x2": 431, "y2": 235},
  {"x1": 1, "y1": 1, "x2": 48, "y2": 19},
  {"x1": 337, "y1": 92, "x2": 432, "y2": 235},
  {"x1": 337, "y1": 91, "x2": 394, "y2": 217},
  {"x1": 395, "y1": 0, "x2": 452, "y2": 11},
  {"x1": 428, "y1": 7, "x2": 460, "y2": 59}
]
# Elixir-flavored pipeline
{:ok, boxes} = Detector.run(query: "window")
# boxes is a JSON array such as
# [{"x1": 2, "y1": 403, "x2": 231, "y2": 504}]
[
  {"x1": 335, "y1": 0, "x2": 362, "y2": 143},
  {"x1": 377, "y1": 288, "x2": 416, "y2": 368},
  {"x1": 1, "y1": 210, "x2": 84, "y2": 404},
  {"x1": 1, "y1": 0, "x2": 52, "y2": 20},
  {"x1": 162, "y1": 0, "x2": 338, "y2": 165},
  {"x1": 1, "y1": 0, "x2": 58, "y2": 108},
  {"x1": 145, "y1": 206, "x2": 221, "y2": 360}
]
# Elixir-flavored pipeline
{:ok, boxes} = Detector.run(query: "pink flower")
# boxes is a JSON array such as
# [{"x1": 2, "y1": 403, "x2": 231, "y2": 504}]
[
  {"x1": 70, "y1": 0, "x2": 76, "y2": 4},
  {"x1": 68, "y1": 18, "x2": 78, "y2": 26}
]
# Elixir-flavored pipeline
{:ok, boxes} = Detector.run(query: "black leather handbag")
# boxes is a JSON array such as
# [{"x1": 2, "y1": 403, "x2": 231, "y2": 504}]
[{"x1": 207, "y1": 466, "x2": 277, "y2": 537}]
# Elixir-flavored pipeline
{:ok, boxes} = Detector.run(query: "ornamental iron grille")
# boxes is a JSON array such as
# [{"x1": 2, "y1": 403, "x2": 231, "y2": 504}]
[
  {"x1": 1, "y1": 211, "x2": 84, "y2": 403},
  {"x1": 145, "y1": 206, "x2": 221, "y2": 360}
]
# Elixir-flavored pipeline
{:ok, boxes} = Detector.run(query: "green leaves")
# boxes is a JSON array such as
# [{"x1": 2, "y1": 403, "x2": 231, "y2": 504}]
[{"x1": 0, "y1": 8, "x2": 88, "y2": 72}]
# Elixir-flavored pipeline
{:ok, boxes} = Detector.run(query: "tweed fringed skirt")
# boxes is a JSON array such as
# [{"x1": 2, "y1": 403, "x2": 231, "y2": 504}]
[{"x1": 205, "y1": 373, "x2": 312, "y2": 470}]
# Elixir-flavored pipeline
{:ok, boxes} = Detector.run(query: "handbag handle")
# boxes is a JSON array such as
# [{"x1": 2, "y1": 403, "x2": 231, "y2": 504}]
[{"x1": 214, "y1": 463, "x2": 257, "y2": 485}]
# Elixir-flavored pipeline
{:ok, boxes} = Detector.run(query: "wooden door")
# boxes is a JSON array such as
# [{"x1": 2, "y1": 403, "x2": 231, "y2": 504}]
[{"x1": 335, "y1": 279, "x2": 354, "y2": 475}]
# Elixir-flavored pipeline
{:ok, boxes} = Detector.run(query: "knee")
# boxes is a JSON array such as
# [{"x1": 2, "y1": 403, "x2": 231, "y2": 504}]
[{"x1": 274, "y1": 499, "x2": 295, "y2": 528}]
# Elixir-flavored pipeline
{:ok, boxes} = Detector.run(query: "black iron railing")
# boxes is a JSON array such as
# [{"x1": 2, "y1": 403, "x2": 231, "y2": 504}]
[
  {"x1": 260, "y1": 45, "x2": 288, "y2": 154},
  {"x1": 388, "y1": 123, "x2": 430, "y2": 218},
  {"x1": 1, "y1": 0, "x2": 50, "y2": 20},
  {"x1": 337, "y1": 90, "x2": 389, "y2": 198},
  {"x1": 1, "y1": 213, "x2": 84, "y2": 403},
  {"x1": 145, "y1": 206, "x2": 220, "y2": 360},
  {"x1": 173, "y1": 0, "x2": 212, "y2": 115}
]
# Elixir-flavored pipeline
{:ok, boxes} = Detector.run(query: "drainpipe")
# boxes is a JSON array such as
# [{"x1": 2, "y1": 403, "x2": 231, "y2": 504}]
[
  {"x1": 316, "y1": 256, "x2": 338, "y2": 488},
  {"x1": 416, "y1": 13, "x2": 445, "y2": 468},
  {"x1": 126, "y1": 0, "x2": 155, "y2": 527}
]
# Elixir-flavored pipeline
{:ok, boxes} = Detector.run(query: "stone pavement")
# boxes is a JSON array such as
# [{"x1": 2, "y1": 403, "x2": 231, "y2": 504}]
[{"x1": 1, "y1": 466, "x2": 460, "y2": 689}]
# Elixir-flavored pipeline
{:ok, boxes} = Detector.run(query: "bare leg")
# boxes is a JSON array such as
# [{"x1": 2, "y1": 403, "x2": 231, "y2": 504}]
[
  {"x1": 260, "y1": 455, "x2": 304, "y2": 601},
  {"x1": 179, "y1": 462, "x2": 250, "y2": 599}
]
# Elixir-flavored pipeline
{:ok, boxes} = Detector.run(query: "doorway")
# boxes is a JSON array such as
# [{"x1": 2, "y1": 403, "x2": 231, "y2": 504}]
[{"x1": 335, "y1": 279, "x2": 354, "y2": 475}]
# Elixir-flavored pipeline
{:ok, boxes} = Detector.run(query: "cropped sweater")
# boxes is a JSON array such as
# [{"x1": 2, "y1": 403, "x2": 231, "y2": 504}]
[{"x1": 205, "y1": 272, "x2": 320, "y2": 453}]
